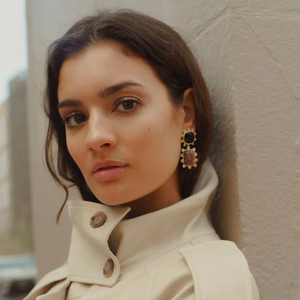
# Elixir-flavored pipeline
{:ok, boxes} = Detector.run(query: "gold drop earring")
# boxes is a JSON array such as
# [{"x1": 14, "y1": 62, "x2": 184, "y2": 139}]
[{"x1": 180, "y1": 128, "x2": 198, "y2": 169}]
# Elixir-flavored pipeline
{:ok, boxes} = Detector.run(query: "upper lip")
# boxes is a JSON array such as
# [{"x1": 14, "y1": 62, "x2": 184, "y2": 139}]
[{"x1": 92, "y1": 160, "x2": 128, "y2": 173}]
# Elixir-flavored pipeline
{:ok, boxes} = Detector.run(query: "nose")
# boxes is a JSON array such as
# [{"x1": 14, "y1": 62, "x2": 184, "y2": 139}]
[{"x1": 85, "y1": 113, "x2": 117, "y2": 151}]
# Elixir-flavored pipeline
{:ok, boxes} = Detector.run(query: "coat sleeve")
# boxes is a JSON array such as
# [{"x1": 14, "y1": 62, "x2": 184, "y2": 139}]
[{"x1": 179, "y1": 241, "x2": 259, "y2": 300}]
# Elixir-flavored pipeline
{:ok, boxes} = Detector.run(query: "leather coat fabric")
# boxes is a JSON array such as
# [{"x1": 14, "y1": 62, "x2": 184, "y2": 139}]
[{"x1": 25, "y1": 160, "x2": 259, "y2": 299}]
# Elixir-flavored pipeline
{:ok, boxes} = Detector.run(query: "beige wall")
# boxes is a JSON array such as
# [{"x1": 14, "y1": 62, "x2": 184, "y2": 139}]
[
  {"x1": 228, "y1": 2, "x2": 300, "y2": 299},
  {"x1": 26, "y1": 1, "x2": 300, "y2": 299}
]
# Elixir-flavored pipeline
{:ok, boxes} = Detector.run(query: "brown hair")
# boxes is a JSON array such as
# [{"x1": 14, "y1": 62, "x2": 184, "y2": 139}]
[{"x1": 44, "y1": 9, "x2": 212, "y2": 222}]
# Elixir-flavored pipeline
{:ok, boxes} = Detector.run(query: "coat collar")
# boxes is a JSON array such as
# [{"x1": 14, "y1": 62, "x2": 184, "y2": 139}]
[{"x1": 67, "y1": 159, "x2": 218, "y2": 287}]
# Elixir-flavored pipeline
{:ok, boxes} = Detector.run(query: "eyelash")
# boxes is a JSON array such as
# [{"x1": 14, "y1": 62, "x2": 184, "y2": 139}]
[
  {"x1": 62, "y1": 96, "x2": 141, "y2": 130},
  {"x1": 114, "y1": 97, "x2": 141, "y2": 114}
]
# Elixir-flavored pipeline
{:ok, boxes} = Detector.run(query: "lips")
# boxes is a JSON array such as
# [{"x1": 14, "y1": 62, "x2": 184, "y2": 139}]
[
  {"x1": 98, "y1": 166, "x2": 118, "y2": 171},
  {"x1": 92, "y1": 160, "x2": 127, "y2": 173},
  {"x1": 92, "y1": 160, "x2": 128, "y2": 182}
]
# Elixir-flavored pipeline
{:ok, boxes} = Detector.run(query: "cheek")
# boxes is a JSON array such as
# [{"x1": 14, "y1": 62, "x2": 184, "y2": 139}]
[{"x1": 129, "y1": 114, "x2": 182, "y2": 174}]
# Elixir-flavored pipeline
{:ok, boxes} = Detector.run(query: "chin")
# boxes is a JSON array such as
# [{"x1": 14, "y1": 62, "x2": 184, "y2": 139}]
[
  {"x1": 91, "y1": 188, "x2": 136, "y2": 207},
  {"x1": 97, "y1": 197, "x2": 128, "y2": 206},
  {"x1": 87, "y1": 175, "x2": 143, "y2": 206}
]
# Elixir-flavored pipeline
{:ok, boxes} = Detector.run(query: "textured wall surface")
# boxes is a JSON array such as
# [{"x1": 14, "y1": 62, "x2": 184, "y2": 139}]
[
  {"x1": 163, "y1": 0, "x2": 243, "y2": 260},
  {"x1": 26, "y1": 0, "x2": 300, "y2": 299},
  {"x1": 228, "y1": 1, "x2": 300, "y2": 299}
]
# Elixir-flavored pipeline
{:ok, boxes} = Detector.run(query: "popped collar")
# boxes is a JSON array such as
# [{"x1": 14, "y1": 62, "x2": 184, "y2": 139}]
[{"x1": 67, "y1": 159, "x2": 218, "y2": 287}]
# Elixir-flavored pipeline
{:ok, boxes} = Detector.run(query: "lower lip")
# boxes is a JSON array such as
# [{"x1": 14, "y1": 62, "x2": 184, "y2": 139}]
[{"x1": 93, "y1": 166, "x2": 128, "y2": 182}]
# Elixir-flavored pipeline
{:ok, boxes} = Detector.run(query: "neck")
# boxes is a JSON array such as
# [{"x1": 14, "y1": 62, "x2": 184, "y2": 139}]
[{"x1": 123, "y1": 171, "x2": 181, "y2": 219}]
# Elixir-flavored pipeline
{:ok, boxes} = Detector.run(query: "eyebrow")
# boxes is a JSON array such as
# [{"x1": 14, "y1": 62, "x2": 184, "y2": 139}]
[
  {"x1": 58, "y1": 80, "x2": 143, "y2": 109},
  {"x1": 58, "y1": 99, "x2": 82, "y2": 109},
  {"x1": 98, "y1": 81, "x2": 142, "y2": 99}
]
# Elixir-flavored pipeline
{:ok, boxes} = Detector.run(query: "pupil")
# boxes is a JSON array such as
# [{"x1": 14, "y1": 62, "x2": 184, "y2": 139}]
[
  {"x1": 74, "y1": 115, "x2": 84, "y2": 124},
  {"x1": 122, "y1": 101, "x2": 134, "y2": 110}
]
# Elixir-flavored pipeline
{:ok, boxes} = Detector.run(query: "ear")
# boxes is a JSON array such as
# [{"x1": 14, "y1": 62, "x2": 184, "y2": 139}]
[{"x1": 182, "y1": 88, "x2": 196, "y2": 130}]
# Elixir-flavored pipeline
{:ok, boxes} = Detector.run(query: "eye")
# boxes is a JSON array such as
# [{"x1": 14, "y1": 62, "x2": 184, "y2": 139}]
[
  {"x1": 63, "y1": 112, "x2": 86, "y2": 128},
  {"x1": 114, "y1": 97, "x2": 141, "y2": 113}
]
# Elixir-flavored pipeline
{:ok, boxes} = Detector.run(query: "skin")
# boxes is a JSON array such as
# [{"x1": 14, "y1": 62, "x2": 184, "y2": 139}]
[{"x1": 57, "y1": 41, "x2": 195, "y2": 218}]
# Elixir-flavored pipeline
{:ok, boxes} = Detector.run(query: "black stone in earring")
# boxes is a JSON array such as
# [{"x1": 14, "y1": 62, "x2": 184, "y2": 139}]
[
  {"x1": 181, "y1": 128, "x2": 197, "y2": 147},
  {"x1": 180, "y1": 128, "x2": 198, "y2": 169}
]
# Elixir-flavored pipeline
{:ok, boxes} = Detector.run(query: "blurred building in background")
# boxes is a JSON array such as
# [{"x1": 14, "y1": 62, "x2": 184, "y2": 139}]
[
  {"x1": 0, "y1": 101, "x2": 10, "y2": 235},
  {"x1": 0, "y1": 73, "x2": 32, "y2": 255}
]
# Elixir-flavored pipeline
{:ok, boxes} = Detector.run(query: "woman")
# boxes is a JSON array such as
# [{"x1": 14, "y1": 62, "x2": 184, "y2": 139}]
[{"x1": 25, "y1": 9, "x2": 259, "y2": 300}]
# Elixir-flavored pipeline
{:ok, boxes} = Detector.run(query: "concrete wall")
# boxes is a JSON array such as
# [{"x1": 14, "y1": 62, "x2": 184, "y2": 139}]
[
  {"x1": 26, "y1": 0, "x2": 300, "y2": 299},
  {"x1": 228, "y1": 2, "x2": 300, "y2": 299}
]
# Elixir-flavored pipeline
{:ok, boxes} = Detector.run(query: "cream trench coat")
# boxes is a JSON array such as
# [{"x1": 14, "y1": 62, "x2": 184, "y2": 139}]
[{"x1": 25, "y1": 160, "x2": 259, "y2": 300}]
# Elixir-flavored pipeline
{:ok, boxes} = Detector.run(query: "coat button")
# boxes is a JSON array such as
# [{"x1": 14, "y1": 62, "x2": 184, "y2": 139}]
[
  {"x1": 90, "y1": 211, "x2": 107, "y2": 228},
  {"x1": 103, "y1": 259, "x2": 114, "y2": 278}
]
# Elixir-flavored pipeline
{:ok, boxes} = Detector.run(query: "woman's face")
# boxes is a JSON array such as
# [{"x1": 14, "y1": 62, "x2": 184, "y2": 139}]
[{"x1": 58, "y1": 41, "x2": 193, "y2": 207}]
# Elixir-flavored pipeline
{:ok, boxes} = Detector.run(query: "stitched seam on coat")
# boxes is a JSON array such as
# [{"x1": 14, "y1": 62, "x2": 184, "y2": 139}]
[
  {"x1": 143, "y1": 267, "x2": 152, "y2": 300},
  {"x1": 68, "y1": 274, "x2": 110, "y2": 279},
  {"x1": 138, "y1": 233, "x2": 215, "y2": 271},
  {"x1": 67, "y1": 292, "x2": 91, "y2": 300},
  {"x1": 106, "y1": 241, "x2": 194, "y2": 283},
  {"x1": 36, "y1": 284, "x2": 68, "y2": 300},
  {"x1": 182, "y1": 252, "x2": 202, "y2": 300},
  {"x1": 241, "y1": 253, "x2": 252, "y2": 300},
  {"x1": 68, "y1": 296, "x2": 81, "y2": 300},
  {"x1": 116, "y1": 233, "x2": 216, "y2": 282},
  {"x1": 141, "y1": 241, "x2": 192, "y2": 268},
  {"x1": 190, "y1": 233, "x2": 219, "y2": 246}
]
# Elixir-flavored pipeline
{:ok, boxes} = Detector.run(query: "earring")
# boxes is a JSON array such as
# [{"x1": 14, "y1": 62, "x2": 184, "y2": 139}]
[{"x1": 180, "y1": 128, "x2": 198, "y2": 169}]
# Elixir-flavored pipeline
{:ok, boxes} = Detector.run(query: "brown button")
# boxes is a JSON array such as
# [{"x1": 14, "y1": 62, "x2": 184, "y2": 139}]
[
  {"x1": 90, "y1": 211, "x2": 107, "y2": 228},
  {"x1": 103, "y1": 259, "x2": 114, "y2": 278}
]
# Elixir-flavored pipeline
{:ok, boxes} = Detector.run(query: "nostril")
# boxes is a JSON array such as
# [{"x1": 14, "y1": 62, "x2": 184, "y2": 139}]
[
  {"x1": 85, "y1": 130, "x2": 117, "y2": 150},
  {"x1": 101, "y1": 143, "x2": 111, "y2": 148}
]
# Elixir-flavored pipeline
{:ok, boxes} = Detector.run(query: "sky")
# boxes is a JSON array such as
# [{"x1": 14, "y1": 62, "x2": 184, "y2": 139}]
[{"x1": 0, "y1": 0, "x2": 27, "y2": 106}]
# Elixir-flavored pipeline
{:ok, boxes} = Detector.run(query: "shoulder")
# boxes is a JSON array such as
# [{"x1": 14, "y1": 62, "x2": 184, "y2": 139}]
[
  {"x1": 24, "y1": 263, "x2": 69, "y2": 300},
  {"x1": 179, "y1": 240, "x2": 259, "y2": 300}
]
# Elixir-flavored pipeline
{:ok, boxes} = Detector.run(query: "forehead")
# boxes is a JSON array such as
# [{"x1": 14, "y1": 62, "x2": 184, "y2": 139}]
[
  {"x1": 60, "y1": 41, "x2": 150, "y2": 78},
  {"x1": 59, "y1": 42, "x2": 150, "y2": 84},
  {"x1": 57, "y1": 41, "x2": 168, "y2": 102}
]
